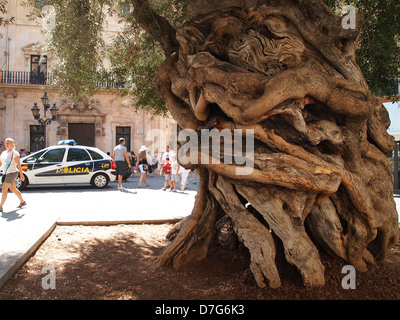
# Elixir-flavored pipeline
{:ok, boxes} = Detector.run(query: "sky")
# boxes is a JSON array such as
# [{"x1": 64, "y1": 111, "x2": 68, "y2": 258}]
[{"x1": 384, "y1": 102, "x2": 400, "y2": 140}]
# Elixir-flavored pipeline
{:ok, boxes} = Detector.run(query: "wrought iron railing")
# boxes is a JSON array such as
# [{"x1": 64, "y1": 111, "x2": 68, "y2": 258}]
[
  {"x1": 0, "y1": 71, "x2": 54, "y2": 85},
  {"x1": 0, "y1": 70, "x2": 125, "y2": 88}
]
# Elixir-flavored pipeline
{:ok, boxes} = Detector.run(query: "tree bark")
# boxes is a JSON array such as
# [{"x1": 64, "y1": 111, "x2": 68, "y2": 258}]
[
  {"x1": 150, "y1": 0, "x2": 399, "y2": 288},
  {"x1": 155, "y1": 167, "x2": 218, "y2": 269}
]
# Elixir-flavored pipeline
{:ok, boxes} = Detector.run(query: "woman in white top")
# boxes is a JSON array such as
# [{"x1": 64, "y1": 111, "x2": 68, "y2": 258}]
[
  {"x1": 0, "y1": 138, "x2": 26, "y2": 213},
  {"x1": 136, "y1": 145, "x2": 153, "y2": 188}
]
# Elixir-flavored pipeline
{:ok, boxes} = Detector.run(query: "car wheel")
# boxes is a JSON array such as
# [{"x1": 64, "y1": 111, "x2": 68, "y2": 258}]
[
  {"x1": 91, "y1": 173, "x2": 109, "y2": 188},
  {"x1": 15, "y1": 175, "x2": 28, "y2": 191}
]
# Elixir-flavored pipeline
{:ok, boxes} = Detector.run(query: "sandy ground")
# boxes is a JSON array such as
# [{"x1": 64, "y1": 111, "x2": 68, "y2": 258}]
[{"x1": 0, "y1": 223, "x2": 399, "y2": 301}]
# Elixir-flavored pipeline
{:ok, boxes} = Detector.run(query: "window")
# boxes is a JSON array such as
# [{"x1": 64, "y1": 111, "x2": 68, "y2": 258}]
[
  {"x1": 38, "y1": 148, "x2": 65, "y2": 163},
  {"x1": 87, "y1": 149, "x2": 103, "y2": 160},
  {"x1": 25, "y1": 150, "x2": 46, "y2": 163},
  {"x1": 31, "y1": 55, "x2": 47, "y2": 85},
  {"x1": 116, "y1": 126, "x2": 131, "y2": 152},
  {"x1": 30, "y1": 125, "x2": 45, "y2": 152},
  {"x1": 67, "y1": 148, "x2": 91, "y2": 162}
]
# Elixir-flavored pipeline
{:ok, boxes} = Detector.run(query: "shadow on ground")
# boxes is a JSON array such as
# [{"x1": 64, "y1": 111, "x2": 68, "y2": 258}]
[{"x1": 0, "y1": 224, "x2": 399, "y2": 300}]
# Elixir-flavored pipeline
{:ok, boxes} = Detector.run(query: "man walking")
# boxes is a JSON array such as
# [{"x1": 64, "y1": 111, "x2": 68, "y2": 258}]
[
  {"x1": 160, "y1": 145, "x2": 176, "y2": 165},
  {"x1": 113, "y1": 138, "x2": 131, "y2": 190}
]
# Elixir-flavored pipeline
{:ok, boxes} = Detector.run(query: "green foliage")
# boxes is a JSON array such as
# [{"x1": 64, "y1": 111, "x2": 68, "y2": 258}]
[
  {"x1": 23, "y1": 0, "x2": 188, "y2": 113},
  {"x1": 325, "y1": 0, "x2": 400, "y2": 97},
  {"x1": 52, "y1": 1, "x2": 108, "y2": 101},
  {"x1": 24, "y1": 0, "x2": 111, "y2": 102},
  {"x1": 105, "y1": 29, "x2": 167, "y2": 115},
  {"x1": 352, "y1": 0, "x2": 400, "y2": 96},
  {"x1": 103, "y1": 0, "x2": 189, "y2": 115},
  {"x1": 0, "y1": 0, "x2": 14, "y2": 29}
]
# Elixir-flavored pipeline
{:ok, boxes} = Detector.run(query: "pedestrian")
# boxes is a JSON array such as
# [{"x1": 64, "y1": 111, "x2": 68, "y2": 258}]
[
  {"x1": 160, "y1": 145, "x2": 176, "y2": 165},
  {"x1": 0, "y1": 138, "x2": 27, "y2": 213},
  {"x1": 171, "y1": 155, "x2": 184, "y2": 191},
  {"x1": 19, "y1": 149, "x2": 27, "y2": 158},
  {"x1": 151, "y1": 155, "x2": 159, "y2": 176},
  {"x1": 180, "y1": 167, "x2": 190, "y2": 189},
  {"x1": 160, "y1": 157, "x2": 173, "y2": 191},
  {"x1": 130, "y1": 151, "x2": 138, "y2": 177},
  {"x1": 136, "y1": 145, "x2": 152, "y2": 188},
  {"x1": 112, "y1": 138, "x2": 131, "y2": 190}
]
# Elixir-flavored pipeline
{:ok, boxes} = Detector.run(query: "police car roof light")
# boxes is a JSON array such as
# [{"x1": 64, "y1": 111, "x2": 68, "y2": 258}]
[{"x1": 58, "y1": 139, "x2": 76, "y2": 145}]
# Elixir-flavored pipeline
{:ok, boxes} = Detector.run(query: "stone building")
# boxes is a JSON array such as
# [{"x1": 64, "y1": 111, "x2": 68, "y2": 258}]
[{"x1": 0, "y1": 1, "x2": 175, "y2": 156}]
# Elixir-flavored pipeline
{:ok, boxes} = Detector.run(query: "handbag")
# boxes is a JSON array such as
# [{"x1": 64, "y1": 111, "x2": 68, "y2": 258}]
[{"x1": 1, "y1": 151, "x2": 13, "y2": 183}]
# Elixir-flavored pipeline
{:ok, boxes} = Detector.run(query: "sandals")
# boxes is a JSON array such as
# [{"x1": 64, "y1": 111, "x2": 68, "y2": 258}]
[
  {"x1": 138, "y1": 184, "x2": 149, "y2": 188},
  {"x1": 0, "y1": 202, "x2": 26, "y2": 213},
  {"x1": 17, "y1": 201, "x2": 27, "y2": 209}
]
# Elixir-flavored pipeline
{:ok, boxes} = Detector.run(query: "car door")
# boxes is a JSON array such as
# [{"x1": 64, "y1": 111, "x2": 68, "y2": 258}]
[
  {"x1": 30, "y1": 148, "x2": 66, "y2": 184},
  {"x1": 62, "y1": 147, "x2": 94, "y2": 184}
]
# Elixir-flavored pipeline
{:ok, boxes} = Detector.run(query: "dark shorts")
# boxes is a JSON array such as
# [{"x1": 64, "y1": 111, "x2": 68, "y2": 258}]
[{"x1": 115, "y1": 161, "x2": 127, "y2": 176}]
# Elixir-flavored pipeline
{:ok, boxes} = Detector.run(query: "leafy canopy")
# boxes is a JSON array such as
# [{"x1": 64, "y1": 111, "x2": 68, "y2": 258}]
[{"x1": 325, "y1": 0, "x2": 400, "y2": 97}]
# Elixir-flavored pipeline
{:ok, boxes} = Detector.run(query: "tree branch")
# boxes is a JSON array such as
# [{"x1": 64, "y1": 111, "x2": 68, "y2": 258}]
[{"x1": 128, "y1": 0, "x2": 179, "y2": 56}]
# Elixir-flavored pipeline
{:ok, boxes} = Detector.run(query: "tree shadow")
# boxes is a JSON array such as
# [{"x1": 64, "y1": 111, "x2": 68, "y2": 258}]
[
  {"x1": 1, "y1": 224, "x2": 400, "y2": 300},
  {"x1": 0, "y1": 224, "x2": 251, "y2": 300}
]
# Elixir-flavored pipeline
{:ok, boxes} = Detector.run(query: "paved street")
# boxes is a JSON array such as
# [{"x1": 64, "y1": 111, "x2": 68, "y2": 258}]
[
  {"x1": 0, "y1": 172, "x2": 199, "y2": 288},
  {"x1": 0, "y1": 172, "x2": 199, "y2": 238}
]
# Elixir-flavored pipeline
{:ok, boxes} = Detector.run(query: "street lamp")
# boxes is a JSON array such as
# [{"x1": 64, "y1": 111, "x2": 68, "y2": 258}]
[{"x1": 31, "y1": 92, "x2": 58, "y2": 148}]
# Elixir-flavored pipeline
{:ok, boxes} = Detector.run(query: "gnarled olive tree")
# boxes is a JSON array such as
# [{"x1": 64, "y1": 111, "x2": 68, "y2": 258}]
[{"x1": 135, "y1": 0, "x2": 399, "y2": 288}]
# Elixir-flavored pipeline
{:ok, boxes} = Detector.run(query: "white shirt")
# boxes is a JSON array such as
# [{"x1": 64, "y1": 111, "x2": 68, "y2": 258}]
[
  {"x1": 161, "y1": 150, "x2": 176, "y2": 162},
  {"x1": 171, "y1": 160, "x2": 180, "y2": 175},
  {"x1": 1, "y1": 150, "x2": 19, "y2": 173}
]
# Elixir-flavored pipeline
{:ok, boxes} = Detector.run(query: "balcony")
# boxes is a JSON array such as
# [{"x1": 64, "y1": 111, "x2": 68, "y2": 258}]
[
  {"x1": 0, "y1": 70, "x2": 54, "y2": 85},
  {"x1": 0, "y1": 70, "x2": 124, "y2": 89}
]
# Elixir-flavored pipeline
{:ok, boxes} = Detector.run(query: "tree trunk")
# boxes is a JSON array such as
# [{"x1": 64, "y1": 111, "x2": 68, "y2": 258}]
[
  {"x1": 156, "y1": 167, "x2": 219, "y2": 269},
  {"x1": 155, "y1": 0, "x2": 399, "y2": 288}
]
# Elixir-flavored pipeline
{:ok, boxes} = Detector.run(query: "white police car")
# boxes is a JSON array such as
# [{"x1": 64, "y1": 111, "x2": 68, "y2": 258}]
[{"x1": 1, "y1": 140, "x2": 116, "y2": 190}]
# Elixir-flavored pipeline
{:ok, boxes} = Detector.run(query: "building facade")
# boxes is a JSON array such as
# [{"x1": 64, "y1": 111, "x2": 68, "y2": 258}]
[{"x1": 0, "y1": 1, "x2": 175, "y2": 156}]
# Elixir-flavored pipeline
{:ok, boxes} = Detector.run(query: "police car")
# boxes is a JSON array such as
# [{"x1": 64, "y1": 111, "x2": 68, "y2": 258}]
[{"x1": 1, "y1": 140, "x2": 116, "y2": 190}]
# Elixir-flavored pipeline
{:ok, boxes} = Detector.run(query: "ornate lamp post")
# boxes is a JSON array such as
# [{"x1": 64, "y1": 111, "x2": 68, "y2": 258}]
[{"x1": 31, "y1": 92, "x2": 58, "y2": 148}]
